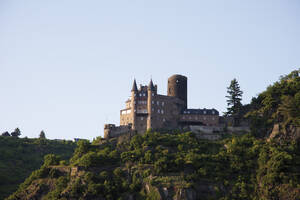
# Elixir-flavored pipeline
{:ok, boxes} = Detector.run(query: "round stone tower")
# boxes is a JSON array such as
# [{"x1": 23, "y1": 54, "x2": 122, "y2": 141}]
[{"x1": 167, "y1": 74, "x2": 187, "y2": 109}]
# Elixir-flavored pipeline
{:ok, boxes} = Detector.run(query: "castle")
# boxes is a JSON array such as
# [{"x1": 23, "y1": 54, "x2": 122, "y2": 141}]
[{"x1": 104, "y1": 74, "x2": 219, "y2": 138}]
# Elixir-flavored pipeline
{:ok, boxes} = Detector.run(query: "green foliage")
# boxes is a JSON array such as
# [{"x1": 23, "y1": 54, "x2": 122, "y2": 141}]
[
  {"x1": 7, "y1": 131, "x2": 300, "y2": 200},
  {"x1": 39, "y1": 130, "x2": 46, "y2": 139},
  {"x1": 225, "y1": 78, "x2": 243, "y2": 126},
  {"x1": 43, "y1": 154, "x2": 61, "y2": 167},
  {"x1": 246, "y1": 69, "x2": 300, "y2": 136},
  {"x1": 11, "y1": 128, "x2": 21, "y2": 137},
  {"x1": 0, "y1": 136, "x2": 75, "y2": 200}
]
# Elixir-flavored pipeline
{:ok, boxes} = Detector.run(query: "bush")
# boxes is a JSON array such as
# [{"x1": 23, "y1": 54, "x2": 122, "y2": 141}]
[{"x1": 43, "y1": 154, "x2": 61, "y2": 166}]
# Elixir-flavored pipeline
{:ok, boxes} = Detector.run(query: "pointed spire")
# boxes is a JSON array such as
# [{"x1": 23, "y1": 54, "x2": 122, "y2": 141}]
[
  {"x1": 131, "y1": 79, "x2": 138, "y2": 91},
  {"x1": 148, "y1": 79, "x2": 155, "y2": 91}
]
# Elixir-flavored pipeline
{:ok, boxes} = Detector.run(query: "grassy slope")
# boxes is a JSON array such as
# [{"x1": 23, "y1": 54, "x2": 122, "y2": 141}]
[{"x1": 0, "y1": 136, "x2": 76, "y2": 200}]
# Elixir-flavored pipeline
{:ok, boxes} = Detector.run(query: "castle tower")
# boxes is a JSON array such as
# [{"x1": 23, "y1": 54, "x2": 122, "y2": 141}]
[
  {"x1": 167, "y1": 74, "x2": 187, "y2": 109},
  {"x1": 131, "y1": 79, "x2": 138, "y2": 130},
  {"x1": 147, "y1": 79, "x2": 156, "y2": 130}
]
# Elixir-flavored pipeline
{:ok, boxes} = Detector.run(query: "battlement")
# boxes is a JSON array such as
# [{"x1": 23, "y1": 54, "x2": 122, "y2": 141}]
[{"x1": 104, "y1": 124, "x2": 132, "y2": 139}]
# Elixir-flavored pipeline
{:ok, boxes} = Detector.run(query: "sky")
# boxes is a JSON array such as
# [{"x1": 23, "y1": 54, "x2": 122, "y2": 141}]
[{"x1": 0, "y1": 0, "x2": 299, "y2": 140}]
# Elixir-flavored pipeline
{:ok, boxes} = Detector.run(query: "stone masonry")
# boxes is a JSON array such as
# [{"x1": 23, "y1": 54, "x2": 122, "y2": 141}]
[{"x1": 104, "y1": 74, "x2": 219, "y2": 138}]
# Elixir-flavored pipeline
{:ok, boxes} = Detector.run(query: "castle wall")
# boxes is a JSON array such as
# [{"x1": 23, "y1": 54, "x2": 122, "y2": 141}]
[
  {"x1": 120, "y1": 108, "x2": 132, "y2": 125},
  {"x1": 104, "y1": 124, "x2": 132, "y2": 139},
  {"x1": 180, "y1": 114, "x2": 219, "y2": 126},
  {"x1": 149, "y1": 95, "x2": 185, "y2": 130}
]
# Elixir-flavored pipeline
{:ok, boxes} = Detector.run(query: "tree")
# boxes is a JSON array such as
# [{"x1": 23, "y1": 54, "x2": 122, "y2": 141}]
[
  {"x1": 225, "y1": 78, "x2": 243, "y2": 126},
  {"x1": 43, "y1": 154, "x2": 61, "y2": 166},
  {"x1": 11, "y1": 128, "x2": 21, "y2": 137},
  {"x1": 39, "y1": 130, "x2": 46, "y2": 139},
  {"x1": 1, "y1": 131, "x2": 10, "y2": 137}
]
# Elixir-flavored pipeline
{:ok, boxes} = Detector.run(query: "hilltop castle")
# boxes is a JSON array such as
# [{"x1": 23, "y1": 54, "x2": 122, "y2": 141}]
[{"x1": 104, "y1": 74, "x2": 219, "y2": 138}]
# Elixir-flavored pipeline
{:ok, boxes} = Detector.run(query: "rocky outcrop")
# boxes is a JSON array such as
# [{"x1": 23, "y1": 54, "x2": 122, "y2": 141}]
[{"x1": 269, "y1": 123, "x2": 300, "y2": 141}]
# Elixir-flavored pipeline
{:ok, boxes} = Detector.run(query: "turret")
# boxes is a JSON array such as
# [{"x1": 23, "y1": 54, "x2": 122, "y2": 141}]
[
  {"x1": 147, "y1": 79, "x2": 155, "y2": 130},
  {"x1": 131, "y1": 79, "x2": 137, "y2": 130},
  {"x1": 131, "y1": 79, "x2": 138, "y2": 92},
  {"x1": 167, "y1": 74, "x2": 187, "y2": 109}
]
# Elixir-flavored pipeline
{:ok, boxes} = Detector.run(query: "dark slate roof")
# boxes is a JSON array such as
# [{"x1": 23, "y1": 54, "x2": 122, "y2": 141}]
[
  {"x1": 148, "y1": 79, "x2": 155, "y2": 90},
  {"x1": 182, "y1": 108, "x2": 219, "y2": 115},
  {"x1": 131, "y1": 79, "x2": 138, "y2": 91}
]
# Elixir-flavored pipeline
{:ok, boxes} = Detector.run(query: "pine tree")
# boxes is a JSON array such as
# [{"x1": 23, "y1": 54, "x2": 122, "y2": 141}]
[
  {"x1": 39, "y1": 130, "x2": 46, "y2": 139},
  {"x1": 225, "y1": 78, "x2": 243, "y2": 126}
]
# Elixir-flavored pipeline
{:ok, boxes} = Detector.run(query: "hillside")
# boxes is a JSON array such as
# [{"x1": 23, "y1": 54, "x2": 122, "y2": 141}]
[
  {"x1": 6, "y1": 131, "x2": 300, "y2": 200},
  {"x1": 0, "y1": 137, "x2": 76, "y2": 200},
  {"x1": 246, "y1": 69, "x2": 300, "y2": 139},
  {"x1": 6, "y1": 69, "x2": 300, "y2": 200}
]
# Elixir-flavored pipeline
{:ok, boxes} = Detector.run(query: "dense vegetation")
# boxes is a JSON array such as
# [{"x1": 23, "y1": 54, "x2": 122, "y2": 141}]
[
  {"x1": 0, "y1": 136, "x2": 76, "y2": 200},
  {"x1": 246, "y1": 69, "x2": 300, "y2": 137},
  {"x1": 5, "y1": 69, "x2": 300, "y2": 200},
  {"x1": 7, "y1": 132, "x2": 300, "y2": 200}
]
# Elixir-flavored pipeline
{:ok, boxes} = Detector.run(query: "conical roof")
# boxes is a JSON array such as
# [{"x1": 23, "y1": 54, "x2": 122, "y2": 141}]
[
  {"x1": 148, "y1": 79, "x2": 155, "y2": 90},
  {"x1": 131, "y1": 79, "x2": 138, "y2": 91}
]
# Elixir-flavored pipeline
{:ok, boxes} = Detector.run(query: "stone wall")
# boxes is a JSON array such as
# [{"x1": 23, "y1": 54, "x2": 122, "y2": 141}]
[
  {"x1": 104, "y1": 124, "x2": 132, "y2": 139},
  {"x1": 189, "y1": 125, "x2": 223, "y2": 140},
  {"x1": 227, "y1": 126, "x2": 250, "y2": 133}
]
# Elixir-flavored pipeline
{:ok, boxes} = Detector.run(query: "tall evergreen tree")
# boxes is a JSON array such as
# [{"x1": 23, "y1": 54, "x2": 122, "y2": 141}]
[
  {"x1": 39, "y1": 130, "x2": 46, "y2": 139},
  {"x1": 225, "y1": 78, "x2": 243, "y2": 126}
]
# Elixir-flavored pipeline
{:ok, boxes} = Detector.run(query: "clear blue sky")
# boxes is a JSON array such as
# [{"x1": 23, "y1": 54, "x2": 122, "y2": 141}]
[{"x1": 0, "y1": 0, "x2": 299, "y2": 140}]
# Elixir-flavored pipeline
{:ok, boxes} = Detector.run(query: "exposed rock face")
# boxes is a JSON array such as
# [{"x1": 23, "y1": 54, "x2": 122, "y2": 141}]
[
  {"x1": 143, "y1": 180, "x2": 219, "y2": 200},
  {"x1": 269, "y1": 123, "x2": 300, "y2": 141}
]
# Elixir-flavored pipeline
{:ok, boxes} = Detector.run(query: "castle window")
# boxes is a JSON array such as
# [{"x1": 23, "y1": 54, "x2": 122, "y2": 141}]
[
  {"x1": 139, "y1": 93, "x2": 142, "y2": 97},
  {"x1": 158, "y1": 109, "x2": 160, "y2": 113},
  {"x1": 163, "y1": 118, "x2": 166, "y2": 122},
  {"x1": 143, "y1": 93, "x2": 146, "y2": 96},
  {"x1": 157, "y1": 101, "x2": 159, "y2": 105},
  {"x1": 152, "y1": 93, "x2": 154, "y2": 96},
  {"x1": 141, "y1": 117, "x2": 144, "y2": 121},
  {"x1": 212, "y1": 111, "x2": 215, "y2": 114},
  {"x1": 204, "y1": 111, "x2": 207, "y2": 114},
  {"x1": 162, "y1": 102, "x2": 164, "y2": 106},
  {"x1": 152, "y1": 101, "x2": 154, "y2": 104},
  {"x1": 152, "y1": 108, "x2": 154, "y2": 111}
]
